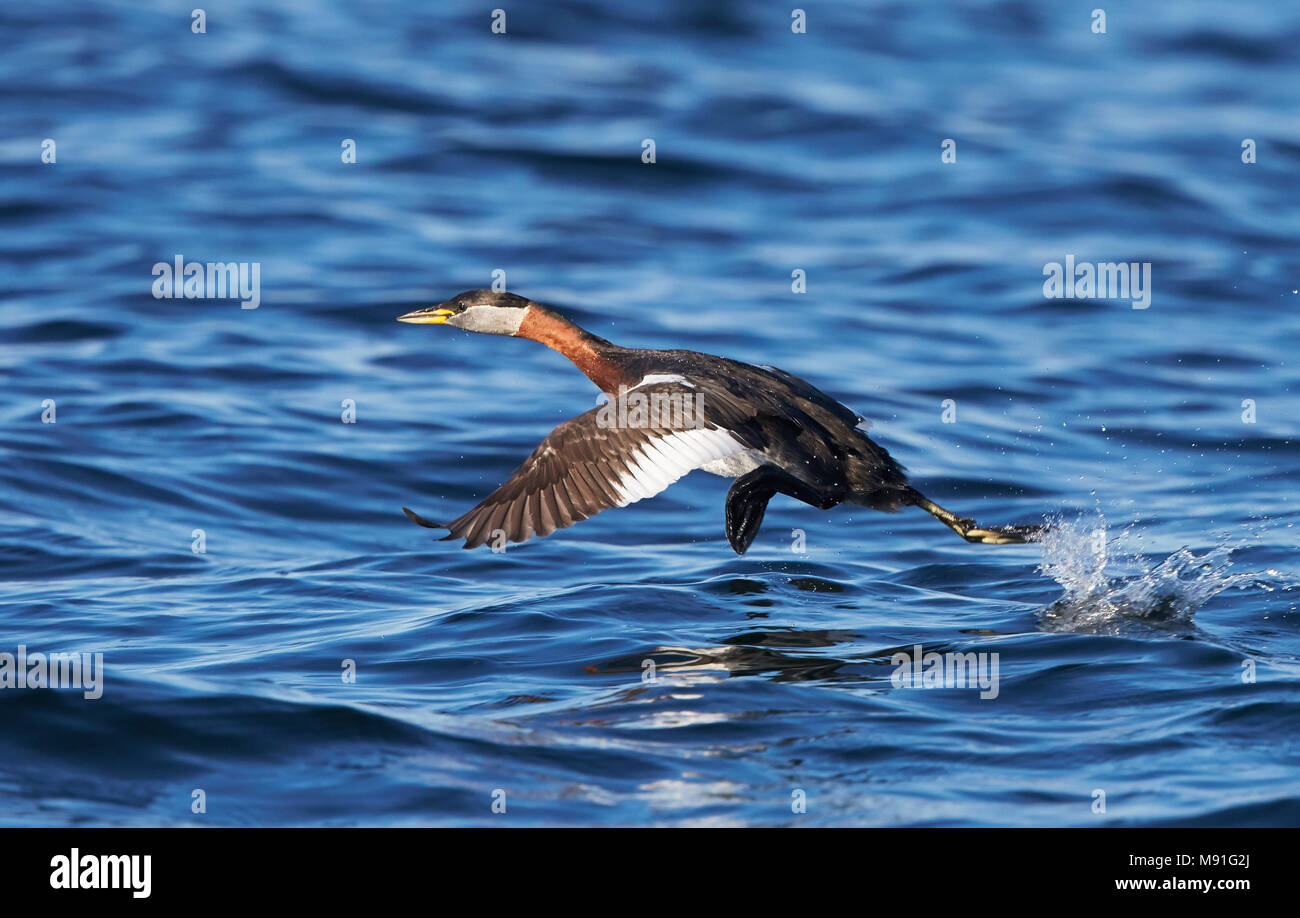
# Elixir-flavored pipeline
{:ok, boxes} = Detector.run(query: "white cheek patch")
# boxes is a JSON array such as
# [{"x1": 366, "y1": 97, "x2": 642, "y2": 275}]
[{"x1": 458, "y1": 305, "x2": 528, "y2": 335}]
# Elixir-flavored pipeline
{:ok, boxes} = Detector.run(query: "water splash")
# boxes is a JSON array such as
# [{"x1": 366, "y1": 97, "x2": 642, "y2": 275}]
[{"x1": 1035, "y1": 513, "x2": 1278, "y2": 634}]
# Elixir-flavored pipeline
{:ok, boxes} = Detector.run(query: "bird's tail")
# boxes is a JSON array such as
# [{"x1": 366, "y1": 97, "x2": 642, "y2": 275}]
[{"x1": 902, "y1": 488, "x2": 1046, "y2": 545}]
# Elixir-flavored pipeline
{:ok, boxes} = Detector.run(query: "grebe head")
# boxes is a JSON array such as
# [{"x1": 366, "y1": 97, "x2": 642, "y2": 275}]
[{"x1": 397, "y1": 289, "x2": 531, "y2": 335}]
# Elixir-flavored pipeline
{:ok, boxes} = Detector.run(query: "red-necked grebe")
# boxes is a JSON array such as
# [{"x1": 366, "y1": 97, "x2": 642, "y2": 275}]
[{"x1": 398, "y1": 289, "x2": 1044, "y2": 553}]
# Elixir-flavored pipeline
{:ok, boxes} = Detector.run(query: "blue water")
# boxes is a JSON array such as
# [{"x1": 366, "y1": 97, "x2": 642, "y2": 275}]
[{"x1": 2, "y1": 0, "x2": 1298, "y2": 826}]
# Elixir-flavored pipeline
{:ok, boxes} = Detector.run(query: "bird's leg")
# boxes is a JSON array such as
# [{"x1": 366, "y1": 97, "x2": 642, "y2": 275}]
[
  {"x1": 903, "y1": 490, "x2": 1045, "y2": 545},
  {"x1": 725, "y1": 468, "x2": 840, "y2": 554}
]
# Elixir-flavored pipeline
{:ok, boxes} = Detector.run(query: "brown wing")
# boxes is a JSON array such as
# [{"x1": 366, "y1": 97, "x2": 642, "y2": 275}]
[{"x1": 408, "y1": 384, "x2": 751, "y2": 549}]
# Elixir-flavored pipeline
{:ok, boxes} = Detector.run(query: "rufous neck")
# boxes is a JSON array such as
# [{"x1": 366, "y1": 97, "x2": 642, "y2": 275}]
[{"x1": 516, "y1": 305, "x2": 625, "y2": 394}]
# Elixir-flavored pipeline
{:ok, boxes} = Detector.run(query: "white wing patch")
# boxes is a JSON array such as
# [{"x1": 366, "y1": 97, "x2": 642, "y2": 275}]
[
  {"x1": 631, "y1": 373, "x2": 696, "y2": 389},
  {"x1": 608, "y1": 427, "x2": 747, "y2": 506}
]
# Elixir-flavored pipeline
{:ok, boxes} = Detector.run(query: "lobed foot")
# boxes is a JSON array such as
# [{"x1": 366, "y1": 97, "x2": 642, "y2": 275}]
[{"x1": 962, "y1": 522, "x2": 1048, "y2": 545}]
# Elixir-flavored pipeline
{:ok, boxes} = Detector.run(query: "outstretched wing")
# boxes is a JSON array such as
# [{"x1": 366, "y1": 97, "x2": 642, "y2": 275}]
[{"x1": 409, "y1": 383, "x2": 752, "y2": 549}]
